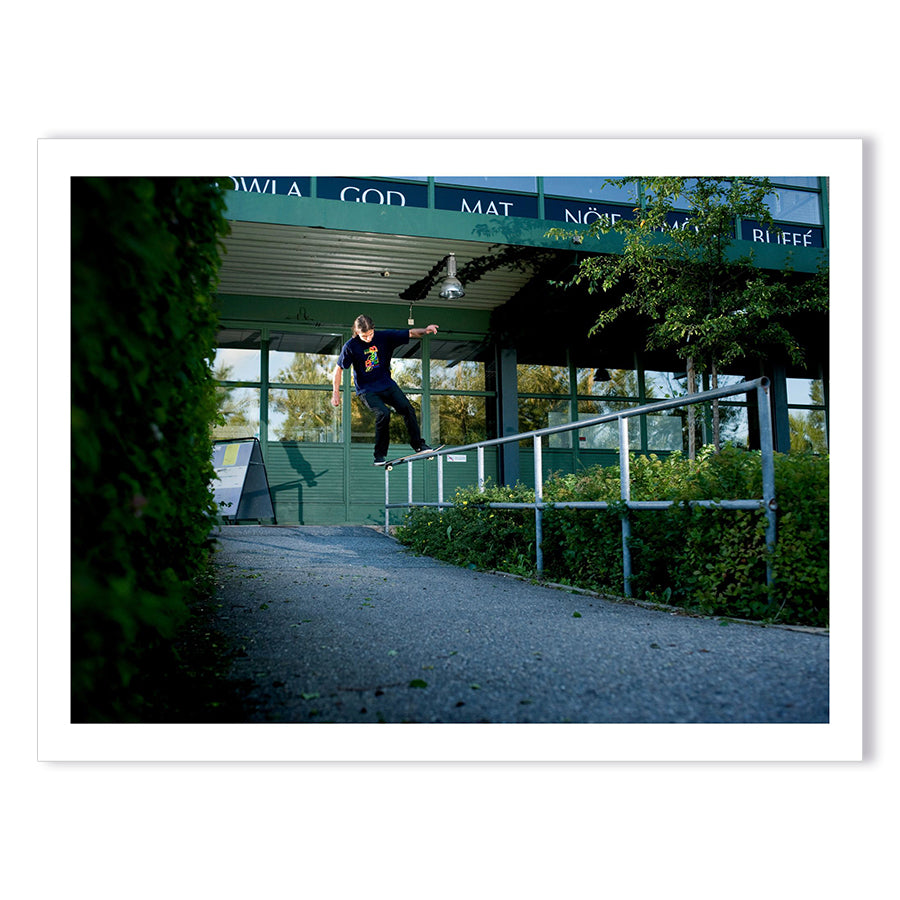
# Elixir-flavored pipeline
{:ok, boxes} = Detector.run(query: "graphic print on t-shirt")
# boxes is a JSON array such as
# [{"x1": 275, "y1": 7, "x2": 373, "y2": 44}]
[{"x1": 364, "y1": 344, "x2": 379, "y2": 373}]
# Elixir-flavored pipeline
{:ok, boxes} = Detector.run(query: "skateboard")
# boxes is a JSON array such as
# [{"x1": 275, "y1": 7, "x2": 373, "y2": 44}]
[{"x1": 378, "y1": 445, "x2": 445, "y2": 471}]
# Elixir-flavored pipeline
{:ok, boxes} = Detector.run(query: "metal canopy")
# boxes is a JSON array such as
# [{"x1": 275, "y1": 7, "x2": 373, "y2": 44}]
[{"x1": 216, "y1": 220, "x2": 548, "y2": 312}]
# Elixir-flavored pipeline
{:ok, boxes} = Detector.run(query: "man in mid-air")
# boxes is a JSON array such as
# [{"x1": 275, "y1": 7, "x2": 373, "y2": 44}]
[{"x1": 331, "y1": 314, "x2": 438, "y2": 465}]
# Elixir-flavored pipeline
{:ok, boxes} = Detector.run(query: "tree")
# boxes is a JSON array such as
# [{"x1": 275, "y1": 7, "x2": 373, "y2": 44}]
[{"x1": 548, "y1": 177, "x2": 829, "y2": 456}]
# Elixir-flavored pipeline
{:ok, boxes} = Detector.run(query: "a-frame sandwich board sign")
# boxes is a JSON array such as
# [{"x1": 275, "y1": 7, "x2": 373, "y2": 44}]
[{"x1": 211, "y1": 438, "x2": 276, "y2": 523}]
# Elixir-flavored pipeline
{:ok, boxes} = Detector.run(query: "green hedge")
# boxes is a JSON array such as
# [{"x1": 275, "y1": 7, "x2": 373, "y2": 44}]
[
  {"x1": 71, "y1": 177, "x2": 230, "y2": 721},
  {"x1": 396, "y1": 447, "x2": 829, "y2": 627}
]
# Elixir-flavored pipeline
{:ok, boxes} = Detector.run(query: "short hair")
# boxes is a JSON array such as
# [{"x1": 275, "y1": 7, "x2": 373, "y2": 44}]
[{"x1": 354, "y1": 314, "x2": 375, "y2": 333}]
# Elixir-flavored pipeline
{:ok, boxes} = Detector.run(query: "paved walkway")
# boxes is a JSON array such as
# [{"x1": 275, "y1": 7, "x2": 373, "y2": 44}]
[{"x1": 208, "y1": 525, "x2": 829, "y2": 724}]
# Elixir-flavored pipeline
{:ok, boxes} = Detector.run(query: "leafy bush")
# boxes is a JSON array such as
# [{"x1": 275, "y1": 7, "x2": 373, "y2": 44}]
[
  {"x1": 396, "y1": 483, "x2": 537, "y2": 575},
  {"x1": 71, "y1": 177, "x2": 230, "y2": 721},
  {"x1": 396, "y1": 447, "x2": 829, "y2": 626}
]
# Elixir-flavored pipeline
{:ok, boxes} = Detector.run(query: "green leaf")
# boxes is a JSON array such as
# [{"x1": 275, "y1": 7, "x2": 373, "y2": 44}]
[{"x1": 409, "y1": 679, "x2": 428, "y2": 689}]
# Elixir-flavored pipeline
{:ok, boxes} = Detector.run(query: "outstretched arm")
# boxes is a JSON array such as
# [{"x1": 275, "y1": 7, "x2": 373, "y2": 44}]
[
  {"x1": 330, "y1": 365, "x2": 343, "y2": 407},
  {"x1": 409, "y1": 324, "x2": 439, "y2": 338}
]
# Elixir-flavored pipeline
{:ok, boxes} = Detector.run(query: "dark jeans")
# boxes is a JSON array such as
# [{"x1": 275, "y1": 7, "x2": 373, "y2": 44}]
[{"x1": 359, "y1": 383, "x2": 423, "y2": 458}]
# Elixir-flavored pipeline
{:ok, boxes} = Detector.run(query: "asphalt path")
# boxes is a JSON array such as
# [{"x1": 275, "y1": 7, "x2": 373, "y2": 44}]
[{"x1": 208, "y1": 525, "x2": 829, "y2": 724}]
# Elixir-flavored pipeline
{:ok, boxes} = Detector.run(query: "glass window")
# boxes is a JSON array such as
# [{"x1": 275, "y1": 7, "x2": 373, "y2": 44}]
[
  {"x1": 435, "y1": 176, "x2": 537, "y2": 192},
  {"x1": 269, "y1": 332, "x2": 342, "y2": 385},
  {"x1": 520, "y1": 396, "x2": 571, "y2": 448},
  {"x1": 390, "y1": 357, "x2": 423, "y2": 389},
  {"x1": 214, "y1": 329, "x2": 261, "y2": 382},
  {"x1": 789, "y1": 408, "x2": 828, "y2": 453},
  {"x1": 543, "y1": 177, "x2": 637, "y2": 204},
  {"x1": 266, "y1": 331, "x2": 344, "y2": 443},
  {"x1": 644, "y1": 412, "x2": 687, "y2": 452},
  {"x1": 429, "y1": 339, "x2": 495, "y2": 446},
  {"x1": 763, "y1": 188, "x2": 821, "y2": 224},
  {"x1": 431, "y1": 395, "x2": 489, "y2": 446},
  {"x1": 269, "y1": 388, "x2": 342, "y2": 443},
  {"x1": 770, "y1": 177, "x2": 819, "y2": 188},
  {"x1": 575, "y1": 400, "x2": 640, "y2": 450},
  {"x1": 213, "y1": 386, "x2": 259, "y2": 440},
  {"x1": 643, "y1": 370, "x2": 691, "y2": 401},
  {"x1": 787, "y1": 377, "x2": 827, "y2": 453},
  {"x1": 518, "y1": 363, "x2": 569, "y2": 395},
  {"x1": 787, "y1": 377, "x2": 824, "y2": 406},
  {"x1": 576, "y1": 367, "x2": 640, "y2": 398},
  {"x1": 713, "y1": 404, "x2": 750, "y2": 449},
  {"x1": 430, "y1": 339, "x2": 488, "y2": 392}
]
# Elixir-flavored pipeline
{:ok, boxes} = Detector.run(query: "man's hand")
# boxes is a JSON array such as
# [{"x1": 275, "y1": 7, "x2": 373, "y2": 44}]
[{"x1": 330, "y1": 392, "x2": 341, "y2": 408}]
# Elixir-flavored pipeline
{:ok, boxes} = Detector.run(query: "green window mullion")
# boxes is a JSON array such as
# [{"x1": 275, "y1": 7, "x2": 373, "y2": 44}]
[{"x1": 259, "y1": 331, "x2": 270, "y2": 458}]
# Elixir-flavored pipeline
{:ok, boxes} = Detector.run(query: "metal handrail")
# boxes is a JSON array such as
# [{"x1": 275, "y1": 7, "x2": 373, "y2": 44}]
[{"x1": 385, "y1": 377, "x2": 777, "y2": 599}]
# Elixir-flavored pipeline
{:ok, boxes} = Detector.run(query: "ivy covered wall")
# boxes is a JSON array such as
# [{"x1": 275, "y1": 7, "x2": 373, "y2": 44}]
[{"x1": 71, "y1": 177, "x2": 230, "y2": 721}]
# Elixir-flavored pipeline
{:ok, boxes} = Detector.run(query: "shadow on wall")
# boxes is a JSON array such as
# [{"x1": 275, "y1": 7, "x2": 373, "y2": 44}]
[{"x1": 272, "y1": 444, "x2": 328, "y2": 524}]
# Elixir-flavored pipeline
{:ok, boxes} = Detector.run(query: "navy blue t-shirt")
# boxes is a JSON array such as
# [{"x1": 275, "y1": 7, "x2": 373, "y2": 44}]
[{"x1": 337, "y1": 329, "x2": 410, "y2": 395}]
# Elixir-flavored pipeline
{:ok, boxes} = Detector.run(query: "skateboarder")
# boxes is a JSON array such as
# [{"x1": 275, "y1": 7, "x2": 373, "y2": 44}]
[{"x1": 331, "y1": 315, "x2": 438, "y2": 465}]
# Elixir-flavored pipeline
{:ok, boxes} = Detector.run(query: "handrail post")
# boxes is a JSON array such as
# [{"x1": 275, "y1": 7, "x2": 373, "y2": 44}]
[
  {"x1": 619, "y1": 416, "x2": 632, "y2": 597},
  {"x1": 533, "y1": 434, "x2": 543, "y2": 575},
  {"x1": 384, "y1": 467, "x2": 390, "y2": 531},
  {"x1": 437, "y1": 453, "x2": 445, "y2": 511},
  {"x1": 757, "y1": 379, "x2": 778, "y2": 599},
  {"x1": 477, "y1": 445, "x2": 485, "y2": 492}
]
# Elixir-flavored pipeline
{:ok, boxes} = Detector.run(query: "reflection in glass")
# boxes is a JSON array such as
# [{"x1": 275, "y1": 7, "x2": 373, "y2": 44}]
[
  {"x1": 787, "y1": 378, "x2": 827, "y2": 452},
  {"x1": 269, "y1": 332, "x2": 342, "y2": 385},
  {"x1": 789, "y1": 408, "x2": 828, "y2": 453},
  {"x1": 518, "y1": 364, "x2": 569, "y2": 395},
  {"x1": 642, "y1": 413, "x2": 686, "y2": 452},
  {"x1": 431, "y1": 395, "x2": 488, "y2": 446},
  {"x1": 715, "y1": 405, "x2": 750, "y2": 448},
  {"x1": 430, "y1": 340, "x2": 487, "y2": 392},
  {"x1": 213, "y1": 386, "x2": 259, "y2": 440},
  {"x1": 543, "y1": 177, "x2": 637, "y2": 204},
  {"x1": 763, "y1": 188, "x2": 821, "y2": 224},
  {"x1": 519, "y1": 397, "x2": 570, "y2": 448},
  {"x1": 576, "y1": 367, "x2": 639, "y2": 398},
  {"x1": 786, "y1": 377, "x2": 824, "y2": 406},
  {"x1": 770, "y1": 177, "x2": 819, "y2": 188},
  {"x1": 269, "y1": 387, "x2": 342, "y2": 442},
  {"x1": 215, "y1": 329, "x2": 261, "y2": 382},
  {"x1": 573, "y1": 400, "x2": 640, "y2": 450},
  {"x1": 390, "y1": 357, "x2": 422, "y2": 389},
  {"x1": 435, "y1": 176, "x2": 537, "y2": 192},
  {"x1": 642, "y1": 370, "x2": 692, "y2": 400}
]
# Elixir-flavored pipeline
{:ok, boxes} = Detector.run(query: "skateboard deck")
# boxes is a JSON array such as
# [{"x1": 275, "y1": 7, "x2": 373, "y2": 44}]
[{"x1": 378, "y1": 445, "x2": 445, "y2": 471}]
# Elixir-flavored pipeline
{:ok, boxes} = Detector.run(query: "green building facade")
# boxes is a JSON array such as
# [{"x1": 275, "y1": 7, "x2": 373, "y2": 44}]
[{"x1": 214, "y1": 176, "x2": 828, "y2": 525}]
